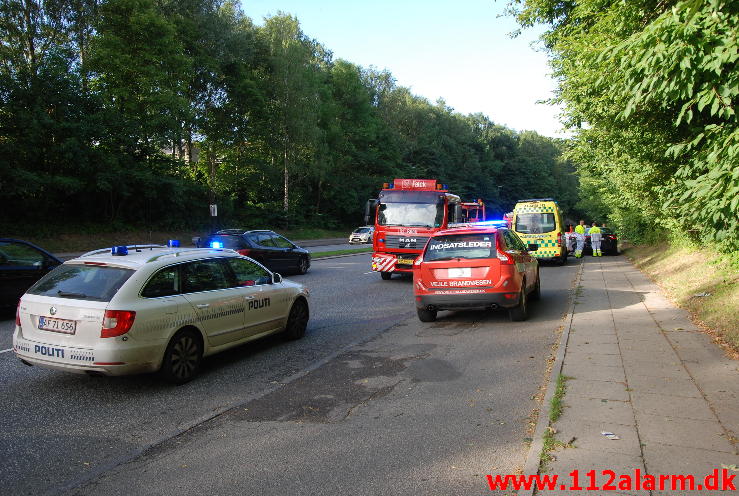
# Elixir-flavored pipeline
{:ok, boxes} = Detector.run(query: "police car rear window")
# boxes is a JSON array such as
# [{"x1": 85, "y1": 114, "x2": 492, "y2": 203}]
[
  {"x1": 515, "y1": 213, "x2": 556, "y2": 234},
  {"x1": 424, "y1": 234, "x2": 495, "y2": 261},
  {"x1": 27, "y1": 264, "x2": 134, "y2": 302}
]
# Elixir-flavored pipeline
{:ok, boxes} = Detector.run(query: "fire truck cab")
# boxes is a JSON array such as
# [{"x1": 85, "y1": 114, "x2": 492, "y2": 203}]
[{"x1": 366, "y1": 179, "x2": 462, "y2": 280}]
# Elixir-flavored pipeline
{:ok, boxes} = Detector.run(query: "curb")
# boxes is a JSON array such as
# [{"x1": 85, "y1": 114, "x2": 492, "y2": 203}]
[{"x1": 518, "y1": 260, "x2": 584, "y2": 496}]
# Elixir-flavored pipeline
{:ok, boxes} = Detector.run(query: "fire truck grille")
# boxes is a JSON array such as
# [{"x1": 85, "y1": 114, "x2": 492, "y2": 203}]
[{"x1": 384, "y1": 235, "x2": 430, "y2": 250}]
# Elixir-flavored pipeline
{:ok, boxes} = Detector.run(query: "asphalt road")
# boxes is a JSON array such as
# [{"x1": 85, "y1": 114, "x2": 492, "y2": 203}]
[{"x1": 0, "y1": 254, "x2": 579, "y2": 495}]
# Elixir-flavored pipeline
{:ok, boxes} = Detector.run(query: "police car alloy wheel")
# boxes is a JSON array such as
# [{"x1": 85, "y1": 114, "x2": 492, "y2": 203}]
[
  {"x1": 161, "y1": 329, "x2": 203, "y2": 384},
  {"x1": 284, "y1": 298, "x2": 309, "y2": 340},
  {"x1": 297, "y1": 257, "x2": 309, "y2": 275}
]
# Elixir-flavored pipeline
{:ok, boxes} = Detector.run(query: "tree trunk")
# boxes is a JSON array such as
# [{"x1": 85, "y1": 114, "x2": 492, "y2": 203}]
[{"x1": 283, "y1": 145, "x2": 289, "y2": 228}]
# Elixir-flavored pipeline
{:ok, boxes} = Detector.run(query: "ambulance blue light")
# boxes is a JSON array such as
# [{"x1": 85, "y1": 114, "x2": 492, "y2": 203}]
[
  {"x1": 167, "y1": 239, "x2": 180, "y2": 248},
  {"x1": 111, "y1": 246, "x2": 128, "y2": 256},
  {"x1": 210, "y1": 241, "x2": 223, "y2": 249}
]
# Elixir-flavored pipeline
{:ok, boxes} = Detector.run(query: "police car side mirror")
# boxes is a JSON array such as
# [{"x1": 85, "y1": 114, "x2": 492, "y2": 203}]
[
  {"x1": 272, "y1": 273, "x2": 283, "y2": 284},
  {"x1": 528, "y1": 244, "x2": 539, "y2": 251}
]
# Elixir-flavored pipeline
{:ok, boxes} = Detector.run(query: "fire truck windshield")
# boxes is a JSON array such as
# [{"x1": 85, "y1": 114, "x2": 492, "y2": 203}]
[{"x1": 378, "y1": 202, "x2": 444, "y2": 228}]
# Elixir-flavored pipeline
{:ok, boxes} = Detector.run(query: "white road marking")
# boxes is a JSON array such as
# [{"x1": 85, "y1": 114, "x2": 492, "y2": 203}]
[{"x1": 0, "y1": 348, "x2": 13, "y2": 354}]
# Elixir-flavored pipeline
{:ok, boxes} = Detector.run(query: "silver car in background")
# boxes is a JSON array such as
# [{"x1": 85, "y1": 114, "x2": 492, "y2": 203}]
[{"x1": 349, "y1": 226, "x2": 374, "y2": 244}]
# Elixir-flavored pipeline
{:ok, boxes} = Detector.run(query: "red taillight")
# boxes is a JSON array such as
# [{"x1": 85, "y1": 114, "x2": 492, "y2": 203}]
[
  {"x1": 495, "y1": 235, "x2": 515, "y2": 265},
  {"x1": 16, "y1": 300, "x2": 21, "y2": 327},
  {"x1": 607, "y1": 235, "x2": 617, "y2": 240},
  {"x1": 101, "y1": 310, "x2": 136, "y2": 338},
  {"x1": 557, "y1": 232, "x2": 562, "y2": 247},
  {"x1": 237, "y1": 249, "x2": 251, "y2": 256}
]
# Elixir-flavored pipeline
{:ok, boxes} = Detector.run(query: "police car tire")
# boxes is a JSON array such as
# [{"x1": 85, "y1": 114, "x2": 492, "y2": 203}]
[
  {"x1": 417, "y1": 307, "x2": 437, "y2": 322},
  {"x1": 509, "y1": 287, "x2": 528, "y2": 322},
  {"x1": 160, "y1": 329, "x2": 203, "y2": 385},
  {"x1": 380, "y1": 271, "x2": 392, "y2": 280},
  {"x1": 297, "y1": 256, "x2": 309, "y2": 275},
  {"x1": 284, "y1": 298, "x2": 309, "y2": 340},
  {"x1": 530, "y1": 272, "x2": 541, "y2": 301}
]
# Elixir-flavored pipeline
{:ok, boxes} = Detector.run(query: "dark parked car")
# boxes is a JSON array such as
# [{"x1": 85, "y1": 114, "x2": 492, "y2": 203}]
[
  {"x1": 585, "y1": 227, "x2": 619, "y2": 255},
  {"x1": 199, "y1": 230, "x2": 311, "y2": 275},
  {"x1": 0, "y1": 238, "x2": 62, "y2": 307}
]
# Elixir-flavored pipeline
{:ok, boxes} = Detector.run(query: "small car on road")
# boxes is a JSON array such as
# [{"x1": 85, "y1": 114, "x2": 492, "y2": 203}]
[
  {"x1": 585, "y1": 227, "x2": 619, "y2": 255},
  {"x1": 13, "y1": 245, "x2": 310, "y2": 383},
  {"x1": 348, "y1": 226, "x2": 374, "y2": 244},
  {"x1": 413, "y1": 225, "x2": 540, "y2": 322},
  {"x1": 0, "y1": 238, "x2": 62, "y2": 308},
  {"x1": 200, "y1": 230, "x2": 311, "y2": 275}
]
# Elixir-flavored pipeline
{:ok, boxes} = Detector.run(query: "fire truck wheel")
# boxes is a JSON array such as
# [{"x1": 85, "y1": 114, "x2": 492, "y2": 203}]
[
  {"x1": 417, "y1": 307, "x2": 437, "y2": 322},
  {"x1": 380, "y1": 271, "x2": 392, "y2": 280},
  {"x1": 508, "y1": 286, "x2": 529, "y2": 322}
]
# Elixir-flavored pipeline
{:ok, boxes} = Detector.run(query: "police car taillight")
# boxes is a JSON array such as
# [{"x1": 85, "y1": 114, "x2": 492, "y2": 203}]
[
  {"x1": 237, "y1": 249, "x2": 251, "y2": 256},
  {"x1": 101, "y1": 310, "x2": 136, "y2": 338},
  {"x1": 495, "y1": 235, "x2": 515, "y2": 265},
  {"x1": 15, "y1": 300, "x2": 21, "y2": 327}
]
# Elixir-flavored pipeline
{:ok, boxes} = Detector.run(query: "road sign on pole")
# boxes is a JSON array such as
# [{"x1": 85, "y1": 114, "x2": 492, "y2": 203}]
[{"x1": 209, "y1": 204, "x2": 218, "y2": 217}]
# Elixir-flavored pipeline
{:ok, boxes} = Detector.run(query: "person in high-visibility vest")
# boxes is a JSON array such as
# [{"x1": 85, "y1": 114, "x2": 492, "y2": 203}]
[
  {"x1": 589, "y1": 222, "x2": 603, "y2": 256},
  {"x1": 574, "y1": 220, "x2": 586, "y2": 258}
]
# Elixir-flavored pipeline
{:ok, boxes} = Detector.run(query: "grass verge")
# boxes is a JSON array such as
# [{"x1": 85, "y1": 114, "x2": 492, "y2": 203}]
[
  {"x1": 623, "y1": 244, "x2": 739, "y2": 355},
  {"x1": 312, "y1": 247, "x2": 372, "y2": 258},
  {"x1": 540, "y1": 374, "x2": 570, "y2": 469}
]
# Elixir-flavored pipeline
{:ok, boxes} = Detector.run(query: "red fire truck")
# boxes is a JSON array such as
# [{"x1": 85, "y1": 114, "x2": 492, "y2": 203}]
[
  {"x1": 365, "y1": 179, "x2": 462, "y2": 280},
  {"x1": 461, "y1": 200, "x2": 486, "y2": 223}
]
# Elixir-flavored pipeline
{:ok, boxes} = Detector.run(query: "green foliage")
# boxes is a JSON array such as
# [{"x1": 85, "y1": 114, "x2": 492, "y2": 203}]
[
  {"x1": 511, "y1": 0, "x2": 738, "y2": 253},
  {"x1": 1, "y1": 1, "x2": 580, "y2": 234}
]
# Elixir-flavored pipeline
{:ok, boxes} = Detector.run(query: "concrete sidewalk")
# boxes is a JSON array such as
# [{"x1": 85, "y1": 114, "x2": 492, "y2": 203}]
[{"x1": 540, "y1": 256, "x2": 738, "y2": 495}]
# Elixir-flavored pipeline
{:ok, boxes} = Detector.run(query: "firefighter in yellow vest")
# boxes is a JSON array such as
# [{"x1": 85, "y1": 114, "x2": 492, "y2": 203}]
[
  {"x1": 589, "y1": 222, "x2": 603, "y2": 256},
  {"x1": 574, "y1": 220, "x2": 586, "y2": 258}
]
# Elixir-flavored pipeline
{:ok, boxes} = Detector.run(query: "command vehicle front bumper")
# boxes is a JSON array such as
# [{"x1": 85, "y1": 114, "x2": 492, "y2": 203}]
[{"x1": 416, "y1": 291, "x2": 521, "y2": 311}]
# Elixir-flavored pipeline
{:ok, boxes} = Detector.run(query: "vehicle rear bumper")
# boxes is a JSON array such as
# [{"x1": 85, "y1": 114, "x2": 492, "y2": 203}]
[
  {"x1": 12, "y1": 333, "x2": 161, "y2": 376},
  {"x1": 416, "y1": 291, "x2": 520, "y2": 311}
]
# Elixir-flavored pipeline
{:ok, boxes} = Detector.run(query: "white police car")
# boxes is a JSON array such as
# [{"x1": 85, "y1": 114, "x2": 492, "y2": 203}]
[{"x1": 13, "y1": 244, "x2": 310, "y2": 384}]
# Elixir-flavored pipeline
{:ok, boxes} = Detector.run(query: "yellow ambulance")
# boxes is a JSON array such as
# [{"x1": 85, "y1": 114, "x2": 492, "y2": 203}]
[{"x1": 511, "y1": 198, "x2": 568, "y2": 265}]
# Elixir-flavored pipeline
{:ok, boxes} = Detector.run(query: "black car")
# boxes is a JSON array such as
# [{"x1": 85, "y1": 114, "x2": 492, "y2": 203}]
[
  {"x1": 200, "y1": 230, "x2": 311, "y2": 275},
  {"x1": 0, "y1": 238, "x2": 63, "y2": 307},
  {"x1": 584, "y1": 227, "x2": 619, "y2": 255}
]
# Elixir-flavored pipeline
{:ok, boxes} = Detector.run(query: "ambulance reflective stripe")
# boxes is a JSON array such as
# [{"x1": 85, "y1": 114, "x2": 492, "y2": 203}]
[{"x1": 372, "y1": 255, "x2": 396, "y2": 272}]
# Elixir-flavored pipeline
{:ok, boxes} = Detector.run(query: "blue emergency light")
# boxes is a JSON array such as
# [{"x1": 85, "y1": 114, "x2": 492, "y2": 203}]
[
  {"x1": 473, "y1": 220, "x2": 508, "y2": 227},
  {"x1": 167, "y1": 239, "x2": 181, "y2": 248},
  {"x1": 210, "y1": 241, "x2": 223, "y2": 249},
  {"x1": 111, "y1": 246, "x2": 128, "y2": 256}
]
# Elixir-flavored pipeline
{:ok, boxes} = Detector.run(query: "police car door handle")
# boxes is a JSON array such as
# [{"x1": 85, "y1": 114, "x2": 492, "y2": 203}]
[{"x1": 195, "y1": 303, "x2": 210, "y2": 309}]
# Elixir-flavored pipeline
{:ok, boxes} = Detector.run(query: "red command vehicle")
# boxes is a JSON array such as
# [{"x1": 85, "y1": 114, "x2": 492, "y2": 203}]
[
  {"x1": 461, "y1": 200, "x2": 486, "y2": 223},
  {"x1": 366, "y1": 179, "x2": 462, "y2": 280},
  {"x1": 412, "y1": 225, "x2": 540, "y2": 322}
]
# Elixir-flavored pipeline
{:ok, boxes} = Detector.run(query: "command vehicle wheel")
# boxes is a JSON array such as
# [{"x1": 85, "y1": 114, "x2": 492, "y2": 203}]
[
  {"x1": 380, "y1": 271, "x2": 392, "y2": 280},
  {"x1": 417, "y1": 307, "x2": 437, "y2": 322},
  {"x1": 530, "y1": 271, "x2": 541, "y2": 301},
  {"x1": 160, "y1": 329, "x2": 203, "y2": 385},
  {"x1": 284, "y1": 298, "x2": 309, "y2": 340},
  {"x1": 297, "y1": 256, "x2": 309, "y2": 275},
  {"x1": 509, "y1": 287, "x2": 529, "y2": 322}
]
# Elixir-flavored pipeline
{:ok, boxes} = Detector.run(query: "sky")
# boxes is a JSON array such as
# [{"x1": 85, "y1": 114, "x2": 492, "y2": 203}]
[{"x1": 240, "y1": 0, "x2": 564, "y2": 137}]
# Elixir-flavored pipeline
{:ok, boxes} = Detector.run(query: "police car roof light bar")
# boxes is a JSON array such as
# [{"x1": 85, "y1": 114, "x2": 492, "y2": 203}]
[{"x1": 80, "y1": 245, "x2": 166, "y2": 258}]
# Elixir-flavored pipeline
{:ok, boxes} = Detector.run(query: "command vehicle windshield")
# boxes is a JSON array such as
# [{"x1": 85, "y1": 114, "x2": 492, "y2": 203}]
[
  {"x1": 423, "y1": 234, "x2": 495, "y2": 261},
  {"x1": 515, "y1": 213, "x2": 556, "y2": 234},
  {"x1": 27, "y1": 264, "x2": 134, "y2": 302}
]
